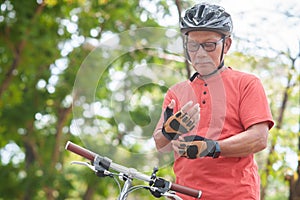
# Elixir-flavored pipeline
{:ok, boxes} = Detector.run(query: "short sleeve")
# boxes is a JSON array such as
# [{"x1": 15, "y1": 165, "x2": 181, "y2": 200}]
[{"x1": 239, "y1": 76, "x2": 274, "y2": 130}]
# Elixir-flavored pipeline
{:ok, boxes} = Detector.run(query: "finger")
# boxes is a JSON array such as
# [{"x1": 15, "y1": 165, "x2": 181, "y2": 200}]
[
  {"x1": 189, "y1": 104, "x2": 200, "y2": 125},
  {"x1": 171, "y1": 140, "x2": 178, "y2": 149},
  {"x1": 189, "y1": 114, "x2": 199, "y2": 128},
  {"x1": 171, "y1": 140, "x2": 180, "y2": 147},
  {"x1": 179, "y1": 149, "x2": 187, "y2": 156},
  {"x1": 181, "y1": 101, "x2": 193, "y2": 113},
  {"x1": 168, "y1": 99, "x2": 176, "y2": 109},
  {"x1": 178, "y1": 135, "x2": 185, "y2": 141},
  {"x1": 187, "y1": 103, "x2": 200, "y2": 118},
  {"x1": 171, "y1": 141, "x2": 180, "y2": 153},
  {"x1": 179, "y1": 142, "x2": 189, "y2": 156},
  {"x1": 172, "y1": 140, "x2": 190, "y2": 157},
  {"x1": 181, "y1": 113, "x2": 190, "y2": 122},
  {"x1": 186, "y1": 119, "x2": 194, "y2": 127},
  {"x1": 172, "y1": 140, "x2": 186, "y2": 148},
  {"x1": 193, "y1": 112, "x2": 200, "y2": 124}
]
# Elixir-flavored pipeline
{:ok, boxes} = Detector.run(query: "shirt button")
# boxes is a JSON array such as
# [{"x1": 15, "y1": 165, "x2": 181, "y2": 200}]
[
  {"x1": 204, "y1": 83, "x2": 208, "y2": 86},
  {"x1": 203, "y1": 91, "x2": 207, "y2": 95},
  {"x1": 202, "y1": 100, "x2": 206, "y2": 104}
]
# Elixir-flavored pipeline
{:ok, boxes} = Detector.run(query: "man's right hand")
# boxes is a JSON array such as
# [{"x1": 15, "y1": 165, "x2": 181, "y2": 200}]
[{"x1": 162, "y1": 100, "x2": 200, "y2": 140}]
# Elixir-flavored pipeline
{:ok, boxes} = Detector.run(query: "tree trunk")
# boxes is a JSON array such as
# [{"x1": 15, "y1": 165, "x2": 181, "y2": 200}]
[
  {"x1": 261, "y1": 49, "x2": 299, "y2": 199},
  {"x1": 51, "y1": 105, "x2": 72, "y2": 169},
  {"x1": 83, "y1": 185, "x2": 95, "y2": 200},
  {"x1": 285, "y1": 129, "x2": 300, "y2": 200}
]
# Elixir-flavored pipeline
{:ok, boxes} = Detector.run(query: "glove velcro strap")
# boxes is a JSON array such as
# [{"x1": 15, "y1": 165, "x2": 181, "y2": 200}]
[
  {"x1": 200, "y1": 140, "x2": 217, "y2": 157},
  {"x1": 184, "y1": 135, "x2": 205, "y2": 142}
]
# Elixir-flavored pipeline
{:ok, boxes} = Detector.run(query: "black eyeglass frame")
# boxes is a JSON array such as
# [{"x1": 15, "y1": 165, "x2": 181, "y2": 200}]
[{"x1": 186, "y1": 37, "x2": 224, "y2": 53}]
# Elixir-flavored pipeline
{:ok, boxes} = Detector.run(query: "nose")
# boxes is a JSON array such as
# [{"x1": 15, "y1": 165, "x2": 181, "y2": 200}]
[
  {"x1": 195, "y1": 45, "x2": 208, "y2": 58},
  {"x1": 197, "y1": 44, "x2": 207, "y2": 52}
]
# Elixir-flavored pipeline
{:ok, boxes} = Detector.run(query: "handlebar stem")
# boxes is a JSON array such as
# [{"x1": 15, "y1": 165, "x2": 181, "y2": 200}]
[{"x1": 118, "y1": 177, "x2": 132, "y2": 200}]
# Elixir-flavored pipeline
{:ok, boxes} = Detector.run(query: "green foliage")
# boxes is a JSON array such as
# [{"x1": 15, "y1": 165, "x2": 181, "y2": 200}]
[
  {"x1": 228, "y1": 50, "x2": 299, "y2": 199},
  {"x1": 0, "y1": 0, "x2": 298, "y2": 199},
  {"x1": 0, "y1": 0, "x2": 179, "y2": 199}
]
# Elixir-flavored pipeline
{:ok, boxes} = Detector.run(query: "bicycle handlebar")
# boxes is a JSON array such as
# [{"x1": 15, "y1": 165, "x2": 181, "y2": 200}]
[{"x1": 65, "y1": 141, "x2": 202, "y2": 199}]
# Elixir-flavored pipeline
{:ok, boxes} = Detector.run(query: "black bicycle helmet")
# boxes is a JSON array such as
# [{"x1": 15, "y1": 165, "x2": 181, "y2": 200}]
[{"x1": 180, "y1": 3, "x2": 233, "y2": 36}]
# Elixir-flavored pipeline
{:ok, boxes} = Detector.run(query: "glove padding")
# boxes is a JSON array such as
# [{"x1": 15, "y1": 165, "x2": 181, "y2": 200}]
[
  {"x1": 162, "y1": 107, "x2": 196, "y2": 140},
  {"x1": 177, "y1": 135, "x2": 220, "y2": 159}
]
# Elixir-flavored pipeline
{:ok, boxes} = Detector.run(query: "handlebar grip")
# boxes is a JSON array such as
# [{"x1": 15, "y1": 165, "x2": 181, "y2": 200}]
[
  {"x1": 170, "y1": 183, "x2": 202, "y2": 199},
  {"x1": 65, "y1": 141, "x2": 96, "y2": 161}
]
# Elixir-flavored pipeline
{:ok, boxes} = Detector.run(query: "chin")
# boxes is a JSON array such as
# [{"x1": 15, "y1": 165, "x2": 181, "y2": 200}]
[{"x1": 195, "y1": 64, "x2": 215, "y2": 72}]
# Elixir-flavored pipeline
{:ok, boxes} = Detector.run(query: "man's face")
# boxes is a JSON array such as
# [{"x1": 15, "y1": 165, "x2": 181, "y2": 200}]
[{"x1": 187, "y1": 31, "x2": 231, "y2": 76}]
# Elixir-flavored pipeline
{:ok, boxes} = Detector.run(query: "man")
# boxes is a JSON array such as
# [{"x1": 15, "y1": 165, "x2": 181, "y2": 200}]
[{"x1": 153, "y1": 3, "x2": 274, "y2": 199}]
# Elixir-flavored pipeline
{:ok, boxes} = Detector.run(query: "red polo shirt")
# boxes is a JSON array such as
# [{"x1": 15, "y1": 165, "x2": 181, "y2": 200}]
[{"x1": 156, "y1": 67, "x2": 274, "y2": 199}]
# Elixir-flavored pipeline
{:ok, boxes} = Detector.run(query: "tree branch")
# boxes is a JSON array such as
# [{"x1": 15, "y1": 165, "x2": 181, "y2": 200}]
[
  {"x1": 261, "y1": 44, "x2": 300, "y2": 199},
  {"x1": 174, "y1": 0, "x2": 191, "y2": 78},
  {"x1": 51, "y1": 104, "x2": 73, "y2": 169},
  {"x1": 0, "y1": 2, "x2": 46, "y2": 98}
]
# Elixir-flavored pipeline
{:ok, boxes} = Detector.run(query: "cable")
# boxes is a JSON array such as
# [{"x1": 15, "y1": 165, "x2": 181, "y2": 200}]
[{"x1": 122, "y1": 185, "x2": 150, "y2": 199}]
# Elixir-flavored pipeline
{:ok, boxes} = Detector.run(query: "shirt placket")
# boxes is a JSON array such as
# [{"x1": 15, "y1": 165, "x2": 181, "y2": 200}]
[{"x1": 201, "y1": 82, "x2": 209, "y2": 107}]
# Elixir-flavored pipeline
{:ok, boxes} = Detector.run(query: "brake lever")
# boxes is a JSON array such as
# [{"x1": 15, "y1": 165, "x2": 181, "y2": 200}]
[
  {"x1": 162, "y1": 191, "x2": 183, "y2": 200},
  {"x1": 71, "y1": 161, "x2": 97, "y2": 172},
  {"x1": 70, "y1": 161, "x2": 113, "y2": 177}
]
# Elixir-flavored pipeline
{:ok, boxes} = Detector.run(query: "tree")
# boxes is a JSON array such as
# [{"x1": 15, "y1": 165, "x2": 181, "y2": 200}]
[
  {"x1": 0, "y1": 0, "x2": 299, "y2": 199},
  {"x1": 0, "y1": 0, "x2": 175, "y2": 199},
  {"x1": 224, "y1": 1, "x2": 300, "y2": 199}
]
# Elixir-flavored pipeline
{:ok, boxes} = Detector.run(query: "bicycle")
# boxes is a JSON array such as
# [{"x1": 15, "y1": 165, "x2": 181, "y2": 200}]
[{"x1": 65, "y1": 141, "x2": 202, "y2": 200}]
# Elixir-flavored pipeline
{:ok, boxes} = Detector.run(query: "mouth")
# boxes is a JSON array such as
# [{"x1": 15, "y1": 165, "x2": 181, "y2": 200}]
[
  {"x1": 194, "y1": 58, "x2": 213, "y2": 64},
  {"x1": 195, "y1": 61, "x2": 214, "y2": 67}
]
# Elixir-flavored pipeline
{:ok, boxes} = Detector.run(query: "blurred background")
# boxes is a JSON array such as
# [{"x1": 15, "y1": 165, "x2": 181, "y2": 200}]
[{"x1": 0, "y1": 0, "x2": 299, "y2": 199}]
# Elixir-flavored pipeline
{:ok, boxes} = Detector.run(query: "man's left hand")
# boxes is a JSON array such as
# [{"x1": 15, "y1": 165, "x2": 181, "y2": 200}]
[{"x1": 172, "y1": 135, "x2": 221, "y2": 159}]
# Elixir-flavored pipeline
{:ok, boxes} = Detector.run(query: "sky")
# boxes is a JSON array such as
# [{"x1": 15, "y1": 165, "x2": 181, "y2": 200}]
[{"x1": 220, "y1": 0, "x2": 300, "y2": 56}]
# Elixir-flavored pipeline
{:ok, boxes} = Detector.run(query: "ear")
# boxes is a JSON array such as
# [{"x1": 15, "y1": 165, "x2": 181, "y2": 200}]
[{"x1": 223, "y1": 37, "x2": 232, "y2": 54}]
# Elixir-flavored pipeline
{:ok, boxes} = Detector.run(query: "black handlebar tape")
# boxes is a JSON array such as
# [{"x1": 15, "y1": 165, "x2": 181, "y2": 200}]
[{"x1": 65, "y1": 141, "x2": 96, "y2": 161}]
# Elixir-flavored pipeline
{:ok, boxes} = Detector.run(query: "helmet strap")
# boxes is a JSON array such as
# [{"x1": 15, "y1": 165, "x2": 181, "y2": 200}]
[
  {"x1": 198, "y1": 35, "x2": 226, "y2": 78},
  {"x1": 186, "y1": 35, "x2": 226, "y2": 79},
  {"x1": 219, "y1": 35, "x2": 226, "y2": 63},
  {"x1": 184, "y1": 35, "x2": 192, "y2": 63},
  {"x1": 189, "y1": 60, "x2": 225, "y2": 81}
]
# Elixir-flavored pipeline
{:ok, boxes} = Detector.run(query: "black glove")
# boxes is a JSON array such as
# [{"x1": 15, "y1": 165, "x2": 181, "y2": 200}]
[
  {"x1": 162, "y1": 107, "x2": 196, "y2": 140},
  {"x1": 176, "y1": 135, "x2": 221, "y2": 159}
]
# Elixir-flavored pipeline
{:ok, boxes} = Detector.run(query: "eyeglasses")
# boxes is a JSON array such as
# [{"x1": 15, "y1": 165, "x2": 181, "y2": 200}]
[{"x1": 186, "y1": 38, "x2": 224, "y2": 52}]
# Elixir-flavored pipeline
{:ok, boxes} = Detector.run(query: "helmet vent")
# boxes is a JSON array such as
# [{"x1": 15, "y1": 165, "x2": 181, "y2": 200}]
[{"x1": 180, "y1": 3, "x2": 233, "y2": 36}]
